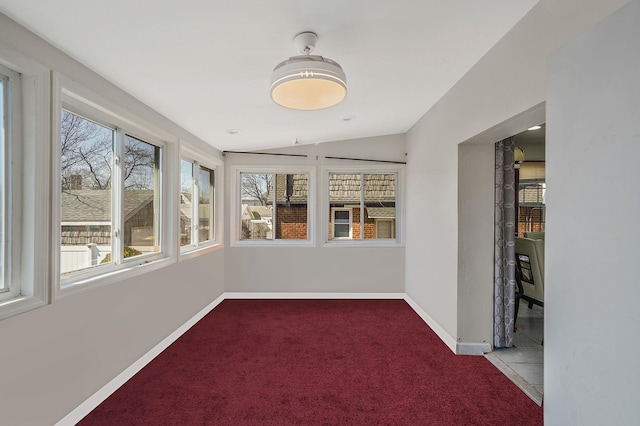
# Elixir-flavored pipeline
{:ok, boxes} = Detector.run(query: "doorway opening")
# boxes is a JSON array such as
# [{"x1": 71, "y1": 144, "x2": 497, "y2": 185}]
[{"x1": 488, "y1": 124, "x2": 545, "y2": 405}]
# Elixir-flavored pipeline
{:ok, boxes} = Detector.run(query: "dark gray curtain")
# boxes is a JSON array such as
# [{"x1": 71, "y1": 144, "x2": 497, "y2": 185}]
[{"x1": 494, "y1": 137, "x2": 516, "y2": 348}]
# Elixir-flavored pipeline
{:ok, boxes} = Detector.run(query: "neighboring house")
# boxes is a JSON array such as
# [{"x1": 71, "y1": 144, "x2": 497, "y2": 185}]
[
  {"x1": 241, "y1": 204, "x2": 273, "y2": 240},
  {"x1": 265, "y1": 173, "x2": 396, "y2": 240},
  {"x1": 517, "y1": 162, "x2": 546, "y2": 235},
  {"x1": 327, "y1": 173, "x2": 396, "y2": 239},
  {"x1": 179, "y1": 194, "x2": 213, "y2": 245},
  {"x1": 61, "y1": 189, "x2": 157, "y2": 272},
  {"x1": 61, "y1": 189, "x2": 156, "y2": 247}
]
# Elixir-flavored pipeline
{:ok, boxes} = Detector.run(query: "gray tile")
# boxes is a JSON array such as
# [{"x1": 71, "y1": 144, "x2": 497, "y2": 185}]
[
  {"x1": 487, "y1": 298, "x2": 544, "y2": 402},
  {"x1": 493, "y1": 346, "x2": 543, "y2": 363},
  {"x1": 509, "y1": 363, "x2": 544, "y2": 386}
]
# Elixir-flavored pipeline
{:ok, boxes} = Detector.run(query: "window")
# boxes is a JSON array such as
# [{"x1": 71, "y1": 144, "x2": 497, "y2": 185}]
[
  {"x1": 331, "y1": 208, "x2": 352, "y2": 239},
  {"x1": 232, "y1": 168, "x2": 313, "y2": 244},
  {"x1": 328, "y1": 172, "x2": 397, "y2": 241},
  {"x1": 517, "y1": 161, "x2": 545, "y2": 236},
  {"x1": 0, "y1": 50, "x2": 49, "y2": 319},
  {"x1": 0, "y1": 67, "x2": 10, "y2": 298},
  {"x1": 180, "y1": 158, "x2": 216, "y2": 251},
  {"x1": 59, "y1": 108, "x2": 163, "y2": 281}
]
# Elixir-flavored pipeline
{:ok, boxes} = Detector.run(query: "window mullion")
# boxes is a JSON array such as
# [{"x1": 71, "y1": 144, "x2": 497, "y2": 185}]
[
  {"x1": 112, "y1": 128, "x2": 124, "y2": 263},
  {"x1": 271, "y1": 173, "x2": 276, "y2": 240},
  {"x1": 192, "y1": 162, "x2": 200, "y2": 246},
  {"x1": 359, "y1": 173, "x2": 364, "y2": 240}
]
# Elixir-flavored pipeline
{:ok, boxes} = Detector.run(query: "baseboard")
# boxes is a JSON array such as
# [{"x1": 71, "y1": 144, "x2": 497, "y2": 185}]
[
  {"x1": 55, "y1": 294, "x2": 225, "y2": 426},
  {"x1": 456, "y1": 342, "x2": 492, "y2": 355},
  {"x1": 403, "y1": 295, "x2": 457, "y2": 354},
  {"x1": 224, "y1": 292, "x2": 406, "y2": 299}
]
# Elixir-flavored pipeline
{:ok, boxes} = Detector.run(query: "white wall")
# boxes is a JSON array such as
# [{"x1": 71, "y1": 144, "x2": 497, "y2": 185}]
[
  {"x1": 405, "y1": 0, "x2": 628, "y2": 351},
  {"x1": 224, "y1": 135, "x2": 406, "y2": 293},
  {"x1": 545, "y1": 1, "x2": 640, "y2": 424},
  {"x1": 456, "y1": 143, "x2": 495, "y2": 349},
  {"x1": 0, "y1": 13, "x2": 225, "y2": 425}
]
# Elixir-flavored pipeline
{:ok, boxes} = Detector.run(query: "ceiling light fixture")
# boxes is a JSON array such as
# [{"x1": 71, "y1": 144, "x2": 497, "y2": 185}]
[
  {"x1": 270, "y1": 32, "x2": 347, "y2": 111},
  {"x1": 528, "y1": 125, "x2": 542, "y2": 131}
]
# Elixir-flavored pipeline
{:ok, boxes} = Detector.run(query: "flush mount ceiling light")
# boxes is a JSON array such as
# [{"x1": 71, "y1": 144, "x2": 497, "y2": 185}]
[{"x1": 270, "y1": 32, "x2": 347, "y2": 111}]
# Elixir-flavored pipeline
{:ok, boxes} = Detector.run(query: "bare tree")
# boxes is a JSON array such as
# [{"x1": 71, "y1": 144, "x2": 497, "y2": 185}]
[
  {"x1": 123, "y1": 136, "x2": 157, "y2": 190},
  {"x1": 241, "y1": 173, "x2": 272, "y2": 206},
  {"x1": 60, "y1": 111, "x2": 112, "y2": 190},
  {"x1": 60, "y1": 111, "x2": 156, "y2": 191}
]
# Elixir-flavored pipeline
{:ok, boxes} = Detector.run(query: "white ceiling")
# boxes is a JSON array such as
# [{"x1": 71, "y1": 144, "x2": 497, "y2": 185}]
[{"x1": 0, "y1": 0, "x2": 538, "y2": 151}]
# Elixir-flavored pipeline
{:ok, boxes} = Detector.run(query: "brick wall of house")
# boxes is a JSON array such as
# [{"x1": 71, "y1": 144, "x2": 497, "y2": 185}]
[
  {"x1": 276, "y1": 205, "x2": 308, "y2": 239},
  {"x1": 518, "y1": 206, "x2": 545, "y2": 236}
]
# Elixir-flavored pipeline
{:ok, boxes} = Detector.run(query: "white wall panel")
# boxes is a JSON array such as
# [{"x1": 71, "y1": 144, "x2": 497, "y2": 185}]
[{"x1": 546, "y1": 1, "x2": 640, "y2": 423}]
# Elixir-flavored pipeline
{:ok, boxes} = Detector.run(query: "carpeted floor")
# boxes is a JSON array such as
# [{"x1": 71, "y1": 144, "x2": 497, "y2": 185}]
[{"x1": 79, "y1": 299, "x2": 543, "y2": 425}]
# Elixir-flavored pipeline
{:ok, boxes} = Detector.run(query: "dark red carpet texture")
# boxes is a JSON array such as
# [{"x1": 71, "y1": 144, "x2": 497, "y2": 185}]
[{"x1": 78, "y1": 299, "x2": 542, "y2": 425}]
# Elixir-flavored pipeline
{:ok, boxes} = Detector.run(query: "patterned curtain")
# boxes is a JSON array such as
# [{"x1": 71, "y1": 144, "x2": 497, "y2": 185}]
[{"x1": 494, "y1": 138, "x2": 516, "y2": 348}]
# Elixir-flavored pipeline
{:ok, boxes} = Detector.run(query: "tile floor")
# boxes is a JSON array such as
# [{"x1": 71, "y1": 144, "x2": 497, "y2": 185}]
[{"x1": 485, "y1": 299, "x2": 544, "y2": 406}]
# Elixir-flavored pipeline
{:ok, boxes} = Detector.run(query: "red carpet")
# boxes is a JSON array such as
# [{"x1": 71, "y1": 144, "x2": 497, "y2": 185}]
[{"x1": 79, "y1": 299, "x2": 542, "y2": 425}]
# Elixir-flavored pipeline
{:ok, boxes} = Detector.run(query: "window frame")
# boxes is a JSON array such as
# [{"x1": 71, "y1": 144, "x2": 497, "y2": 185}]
[
  {"x1": 0, "y1": 63, "x2": 18, "y2": 301},
  {"x1": 230, "y1": 165, "x2": 315, "y2": 246},
  {"x1": 323, "y1": 165, "x2": 404, "y2": 247},
  {"x1": 331, "y1": 207, "x2": 353, "y2": 239},
  {"x1": 0, "y1": 47, "x2": 50, "y2": 320},
  {"x1": 179, "y1": 154, "x2": 219, "y2": 254},
  {"x1": 52, "y1": 74, "x2": 177, "y2": 299}
]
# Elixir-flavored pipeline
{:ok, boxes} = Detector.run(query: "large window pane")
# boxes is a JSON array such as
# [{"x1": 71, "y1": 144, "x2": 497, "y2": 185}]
[
  {"x1": 274, "y1": 174, "x2": 308, "y2": 240},
  {"x1": 198, "y1": 166, "x2": 214, "y2": 243},
  {"x1": 329, "y1": 173, "x2": 360, "y2": 240},
  {"x1": 328, "y1": 172, "x2": 397, "y2": 241},
  {"x1": 363, "y1": 173, "x2": 396, "y2": 240},
  {"x1": 240, "y1": 172, "x2": 308, "y2": 241},
  {"x1": 240, "y1": 173, "x2": 274, "y2": 240},
  {"x1": 124, "y1": 135, "x2": 160, "y2": 258},
  {"x1": 60, "y1": 110, "x2": 113, "y2": 274},
  {"x1": 180, "y1": 159, "x2": 193, "y2": 246}
]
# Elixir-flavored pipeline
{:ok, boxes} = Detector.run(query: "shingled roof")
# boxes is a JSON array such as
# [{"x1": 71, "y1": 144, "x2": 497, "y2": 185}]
[
  {"x1": 61, "y1": 190, "x2": 155, "y2": 222},
  {"x1": 330, "y1": 173, "x2": 396, "y2": 204},
  {"x1": 272, "y1": 173, "x2": 396, "y2": 204}
]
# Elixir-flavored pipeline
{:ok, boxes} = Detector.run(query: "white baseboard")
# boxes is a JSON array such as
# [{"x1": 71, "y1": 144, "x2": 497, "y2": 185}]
[
  {"x1": 456, "y1": 342, "x2": 492, "y2": 355},
  {"x1": 57, "y1": 292, "x2": 458, "y2": 425},
  {"x1": 403, "y1": 295, "x2": 458, "y2": 353},
  {"x1": 55, "y1": 294, "x2": 225, "y2": 426},
  {"x1": 224, "y1": 292, "x2": 406, "y2": 299}
]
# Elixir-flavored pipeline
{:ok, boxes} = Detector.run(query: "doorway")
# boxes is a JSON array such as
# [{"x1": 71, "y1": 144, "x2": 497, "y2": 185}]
[{"x1": 488, "y1": 124, "x2": 545, "y2": 405}]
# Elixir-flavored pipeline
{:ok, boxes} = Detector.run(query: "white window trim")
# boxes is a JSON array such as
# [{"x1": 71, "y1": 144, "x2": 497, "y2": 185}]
[
  {"x1": 0, "y1": 46, "x2": 50, "y2": 320},
  {"x1": 330, "y1": 207, "x2": 353, "y2": 239},
  {"x1": 230, "y1": 165, "x2": 315, "y2": 247},
  {"x1": 0, "y1": 63, "x2": 20, "y2": 301},
  {"x1": 52, "y1": 73, "x2": 178, "y2": 300},
  {"x1": 322, "y1": 165, "x2": 405, "y2": 247},
  {"x1": 179, "y1": 159, "x2": 218, "y2": 253}
]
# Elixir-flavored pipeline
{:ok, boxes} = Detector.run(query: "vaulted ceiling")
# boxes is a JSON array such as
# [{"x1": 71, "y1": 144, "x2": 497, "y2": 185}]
[{"x1": 0, "y1": 0, "x2": 538, "y2": 151}]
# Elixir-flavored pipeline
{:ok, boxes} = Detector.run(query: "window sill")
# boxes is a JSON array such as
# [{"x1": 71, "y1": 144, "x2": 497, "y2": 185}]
[
  {"x1": 56, "y1": 256, "x2": 174, "y2": 300},
  {"x1": 180, "y1": 242, "x2": 224, "y2": 261},
  {"x1": 0, "y1": 295, "x2": 47, "y2": 321},
  {"x1": 323, "y1": 240, "x2": 404, "y2": 248},
  {"x1": 231, "y1": 239, "x2": 315, "y2": 248}
]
